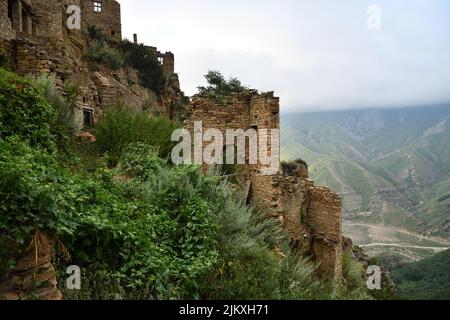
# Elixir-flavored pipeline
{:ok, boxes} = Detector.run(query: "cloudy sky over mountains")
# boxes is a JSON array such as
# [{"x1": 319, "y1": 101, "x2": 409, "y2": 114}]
[{"x1": 120, "y1": 0, "x2": 450, "y2": 113}]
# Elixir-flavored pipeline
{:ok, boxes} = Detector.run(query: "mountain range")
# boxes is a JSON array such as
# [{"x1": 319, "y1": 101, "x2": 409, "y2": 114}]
[{"x1": 281, "y1": 104, "x2": 450, "y2": 261}]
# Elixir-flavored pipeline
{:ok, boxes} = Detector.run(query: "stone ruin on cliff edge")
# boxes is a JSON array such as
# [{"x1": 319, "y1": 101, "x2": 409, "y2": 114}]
[{"x1": 185, "y1": 91, "x2": 344, "y2": 280}]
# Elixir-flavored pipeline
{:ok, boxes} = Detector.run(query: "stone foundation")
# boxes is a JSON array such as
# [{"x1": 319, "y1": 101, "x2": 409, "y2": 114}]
[{"x1": 0, "y1": 232, "x2": 62, "y2": 300}]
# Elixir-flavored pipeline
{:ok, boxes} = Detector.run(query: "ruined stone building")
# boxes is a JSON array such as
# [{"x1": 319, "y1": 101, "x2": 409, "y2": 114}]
[
  {"x1": 0, "y1": 0, "x2": 184, "y2": 130},
  {"x1": 186, "y1": 92, "x2": 343, "y2": 279},
  {"x1": 1, "y1": 1, "x2": 344, "y2": 296}
]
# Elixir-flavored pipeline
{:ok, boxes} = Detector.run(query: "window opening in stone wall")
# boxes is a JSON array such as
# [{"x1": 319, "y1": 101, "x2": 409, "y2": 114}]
[
  {"x1": 7, "y1": 0, "x2": 13, "y2": 21},
  {"x1": 111, "y1": 30, "x2": 116, "y2": 37},
  {"x1": 94, "y1": 1, "x2": 102, "y2": 13},
  {"x1": 83, "y1": 108, "x2": 94, "y2": 127}
]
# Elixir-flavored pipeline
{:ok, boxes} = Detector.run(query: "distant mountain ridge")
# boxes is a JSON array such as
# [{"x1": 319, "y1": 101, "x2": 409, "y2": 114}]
[{"x1": 281, "y1": 104, "x2": 450, "y2": 245}]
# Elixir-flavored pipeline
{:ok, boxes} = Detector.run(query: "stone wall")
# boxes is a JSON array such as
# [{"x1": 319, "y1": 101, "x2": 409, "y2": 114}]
[
  {"x1": 308, "y1": 187, "x2": 343, "y2": 279},
  {"x1": 185, "y1": 92, "x2": 343, "y2": 280},
  {"x1": 0, "y1": 0, "x2": 15, "y2": 41},
  {"x1": 81, "y1": 0, "x2": 122, "y2": 41},
  {"x1": 146, "y1": 45, "x2": 175, "y2": 76},
  {"x1": 0, "y1": 232, "x2": 62, "y2": 300}
]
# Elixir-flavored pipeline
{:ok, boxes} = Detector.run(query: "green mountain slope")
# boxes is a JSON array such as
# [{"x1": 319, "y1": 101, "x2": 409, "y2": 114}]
[
  {"x1": 391, "y1": 249, "x2": 450, "y2": 300},
  {"x1": 281, "y1": 105, "x2": 450, "y2": 249}
]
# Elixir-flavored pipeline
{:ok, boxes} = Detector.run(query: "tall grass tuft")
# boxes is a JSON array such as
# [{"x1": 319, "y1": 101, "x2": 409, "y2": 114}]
[{"x1": 94, "y1": 106, "x2": 180, "y2": 162}]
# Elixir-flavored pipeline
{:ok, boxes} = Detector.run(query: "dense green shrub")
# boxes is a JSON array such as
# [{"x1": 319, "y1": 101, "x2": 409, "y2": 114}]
[
  {"x1": 121, "y1": 40, "x2": 165, "y2": 95},
  {"x1": 85, "y1": 40, "x2": 124, "y2": 70},
  {"x1": 0, "y1": 68, "x2": 57, "y2": 151},
  {"x1": 0, "y1": 138, "x2": 222, "y2": 298},
  {"x1": 392, "y1": 249, "x2": 450, "y2": 300},
  {"x1": 0, "y1": 137, "x2": 67, "y2": 272},
  {"x1": 94, "y1": 106, "x2": 180, "y2": 161},
  {"x1": 35, "y1": 76, "x2": 78, "y2": 151},
  {"x1": 0, "y1": 49, "x2": 12, "y2": 70},
  {"x1": 342, "y1": 251, "x2": 366, "y2": 289},
  {"x1": 281, "y1": 158, "x2": 308, "y2": 176},
  {"x1": 86, "y1": 25, "x2": 107, "y2": 43}
]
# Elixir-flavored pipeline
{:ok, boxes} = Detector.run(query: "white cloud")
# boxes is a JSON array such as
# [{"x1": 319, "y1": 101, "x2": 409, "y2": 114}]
[{"x1": 119, "y1": 0, "x2": 450, "y2": 113}]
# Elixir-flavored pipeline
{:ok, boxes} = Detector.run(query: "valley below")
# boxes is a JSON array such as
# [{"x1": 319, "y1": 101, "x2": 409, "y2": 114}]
[
  {"x1": 281, "y1": 104, "x2": 450, "y2": 263},
  {"x1": 344, "y1": 222, "x2": 450, "y2": 261}
]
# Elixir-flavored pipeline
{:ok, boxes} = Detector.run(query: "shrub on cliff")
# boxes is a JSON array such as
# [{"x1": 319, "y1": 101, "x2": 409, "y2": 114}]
[
  {"x1": 0, "y1": 138, "x2": 222, "y2": 299},
  {"x1": 94, "y1": 106, "x2": 180, "y2": 162},
  {"x1": 85, "y1": 40, "x2": 124, "y2": 70},
  {"x1": 121, "y1": 40, "x2": 165, "y2": 95},
  {"x1": 0, "y1": 49, "x2": 12, "y2": 70},
  {"x1": 35, "y1": 76, "x2": 78, "y2": 151},
  {"x1": 197, "y1": 70, "x2": 249, "y2": 104},
  {"x1": 84, "y1": 26, "x2": 124, "y2": 69},
  {"x1": 0, "y1": 68, "x2": 57, "y2": 151}
]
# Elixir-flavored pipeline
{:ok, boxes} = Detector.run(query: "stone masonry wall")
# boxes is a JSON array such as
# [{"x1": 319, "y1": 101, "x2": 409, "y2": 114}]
[
  {"x1": 0, "y1": 0, "x2": 15, "y2": 41},
  {"x1": 81, "y1": 0, "x2": 122, "y2": 41},
  {"x1": 0, "y1": 232, "x2": 62, "y2": 300},
  {"x1": 186, "y1": 93, "x2": 343, "y2": 279},
  {"x1": 308, "y1": 187, "x2": 343, "y2": 279}
]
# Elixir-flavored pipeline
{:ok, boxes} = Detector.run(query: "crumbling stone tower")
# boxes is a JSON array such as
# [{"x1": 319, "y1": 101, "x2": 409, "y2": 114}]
[
  {"x1": 81, "y1": 0, "x2": 122, "y2": 42},
  {"x1": 186, "y1": 91, "x2": 343, "y2": 280}
]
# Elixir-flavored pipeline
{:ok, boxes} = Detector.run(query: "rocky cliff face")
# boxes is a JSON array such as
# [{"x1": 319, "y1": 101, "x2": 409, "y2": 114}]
[{"x1": 1, "y1": 0, "x2": 187, "y2": 132}]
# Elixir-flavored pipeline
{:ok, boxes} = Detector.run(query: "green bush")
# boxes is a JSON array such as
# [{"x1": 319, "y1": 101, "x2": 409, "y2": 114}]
[
  {"x1": 197, "y1": 70, "x2": 250, "y2": 104},
  {"x1": 0, "y1": 137, "x2": 222, "y2": 299},
  {"x1": 0, "y1": 70, "x2": 372, "y2": 300},
  {"x1": 121, "y1": 40, "x2": 165, "y2": 95},
  {"x1": 35, "y1": 76, "x2": 78, "y2": 151},
  {"x1": 0, "y1": 68, "x2": 57, "y2": 151},
  {"x1": 94, "y1": 106, "x2": 180, "y2": 161},
  {"x1": 0, "y1": 49, "x2": 12, "y2": 70},
  {"x1": 86, "y1": 25, "x2": 106, "y2": 42},
  {"x1": 85, "y1": 40, "x2": 124, "y2": 70}
]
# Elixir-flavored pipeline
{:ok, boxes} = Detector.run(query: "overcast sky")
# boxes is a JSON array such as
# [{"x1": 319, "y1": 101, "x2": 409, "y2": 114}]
[{"x1": 119, "y1": 0, "x2": 450, "y2": 113}]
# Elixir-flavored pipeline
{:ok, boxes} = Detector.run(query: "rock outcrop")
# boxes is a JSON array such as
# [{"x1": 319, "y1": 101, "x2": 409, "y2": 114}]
[{"x1": 0, "y1": 232, "x2": 62, "y2": 300}]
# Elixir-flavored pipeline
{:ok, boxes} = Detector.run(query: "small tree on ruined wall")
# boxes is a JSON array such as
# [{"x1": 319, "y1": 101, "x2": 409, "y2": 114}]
[{"x1": 197, "y1": 70, "x2": 249, "y2": 103}]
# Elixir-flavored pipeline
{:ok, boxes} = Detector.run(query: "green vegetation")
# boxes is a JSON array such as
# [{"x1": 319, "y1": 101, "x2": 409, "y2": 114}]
[
  {"x1": 391, "y1": 249, "x2": 450, "y2": 300},
  {"x1": 342, "y1": 251, "x2": 366, "y2": 289},
  {"x1": 120, "y1": 40, "x2": 166, "y2": 95},
  {"x1": 84, "y1": 26, "x2": 124, "y2": 70},
  {"x1": 281, "y1": 158, "x2": 308, "y2": 176},
  {"x1": 93, "y1": 106, "x2": 180, "y2": 163},
  {"x1": 84, "y1": 27, "x2": 166, "y2": 94},
  {"x1": 0, "y1": 48, "x2": 12, "y2": 70},
  {"x1": 197, "y1": 70, "x2": 249, "y2": 104},
  {"x1": 0, "y1": 68, "x2": 370, "y2": 300},
  {"x1": 0, "y1": 68, "x2": 57, "y2": 152},
  {"x1": 85, "y1": 40, "x2": 125, "y2": 70}
]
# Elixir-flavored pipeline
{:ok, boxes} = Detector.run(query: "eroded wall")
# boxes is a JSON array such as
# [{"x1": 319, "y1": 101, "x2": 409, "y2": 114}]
[
  {"x1": 81, "y1": 0, "x2": 122, "y2": 41},
  {"x1": 186, "y1": 93, "x2": 343, "y2": 279}
]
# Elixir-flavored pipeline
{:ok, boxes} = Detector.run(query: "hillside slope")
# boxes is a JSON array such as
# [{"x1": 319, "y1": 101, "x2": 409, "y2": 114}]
[
  {"x1": 281, "y1": 105, "x2": 450, "y2": 258},
  {"x1": 391, "y1": 249, "x2": 450, "y2": 300}
]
